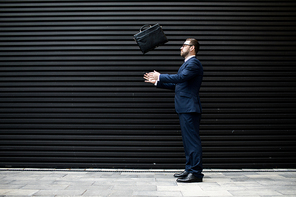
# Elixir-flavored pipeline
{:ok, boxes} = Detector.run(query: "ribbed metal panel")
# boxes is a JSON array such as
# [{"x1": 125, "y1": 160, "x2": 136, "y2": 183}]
[{"x1": 0, "y1": 1, "x2": 296, "y2": 169}]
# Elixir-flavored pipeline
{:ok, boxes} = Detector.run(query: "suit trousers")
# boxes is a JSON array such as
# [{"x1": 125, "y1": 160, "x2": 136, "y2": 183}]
[{"x1": 178, "y1": 113, "x2": 203, "y2": 178}]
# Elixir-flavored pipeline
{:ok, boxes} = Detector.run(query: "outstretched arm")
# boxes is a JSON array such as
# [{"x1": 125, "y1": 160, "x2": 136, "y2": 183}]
[
  {"x1": 143, "y1": 71, "x2": 175, "y2": 90},
  {"x1": 159, "y1": 60, "x2": 202, "y2": 84}
]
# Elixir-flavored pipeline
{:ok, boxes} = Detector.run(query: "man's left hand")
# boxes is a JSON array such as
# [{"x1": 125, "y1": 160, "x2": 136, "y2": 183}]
[{"x1": 143, "y1": 70, "x2": 160, "y2": 84}]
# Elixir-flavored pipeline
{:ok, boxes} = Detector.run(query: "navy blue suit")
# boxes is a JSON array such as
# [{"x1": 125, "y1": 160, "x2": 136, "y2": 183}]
[{"x1": 157, "y1": 57, "x2": 203, "y2": 178}]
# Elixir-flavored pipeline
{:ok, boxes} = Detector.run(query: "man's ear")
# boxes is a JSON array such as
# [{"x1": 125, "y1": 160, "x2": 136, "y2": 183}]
[{"x1": 190, "y1": 45, "x2": 195, "y2": 52}]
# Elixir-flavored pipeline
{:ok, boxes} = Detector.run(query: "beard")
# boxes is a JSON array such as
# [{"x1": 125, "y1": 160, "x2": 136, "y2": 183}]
[{"x1": 181, "y1": 50, "x2": 189, "y2": 58}]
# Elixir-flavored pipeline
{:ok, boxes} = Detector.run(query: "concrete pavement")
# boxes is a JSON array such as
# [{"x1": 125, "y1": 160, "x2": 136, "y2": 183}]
[{"x1": 0, "y1": 168, "x2": 296, "y2": 197}]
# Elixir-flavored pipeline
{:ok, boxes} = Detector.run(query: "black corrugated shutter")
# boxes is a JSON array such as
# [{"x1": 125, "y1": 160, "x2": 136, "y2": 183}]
[{"x1": 0, "y1": 1, "x2": 296, "y2": 169}]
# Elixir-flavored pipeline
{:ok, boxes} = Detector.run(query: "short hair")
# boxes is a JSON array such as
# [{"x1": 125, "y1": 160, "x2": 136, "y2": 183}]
[{"x1": 187, "y1": 38, "x2": 200, "y2": 55}]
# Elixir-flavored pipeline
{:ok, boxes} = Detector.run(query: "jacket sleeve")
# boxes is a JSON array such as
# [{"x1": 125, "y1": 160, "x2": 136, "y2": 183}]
[{"x1": 159, "y1": 60, "x2": 201, "y2": 83}]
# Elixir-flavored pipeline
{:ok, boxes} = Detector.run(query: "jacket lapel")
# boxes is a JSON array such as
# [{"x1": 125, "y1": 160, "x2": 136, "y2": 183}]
[{"x1": 178, "y1": 61, "x2": 188, "y2": 73}]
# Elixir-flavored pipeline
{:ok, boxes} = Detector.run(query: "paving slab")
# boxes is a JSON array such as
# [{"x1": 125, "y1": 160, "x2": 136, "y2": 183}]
[{"x1": 0, "y1": 168, "x2": 295, "y2": 197}]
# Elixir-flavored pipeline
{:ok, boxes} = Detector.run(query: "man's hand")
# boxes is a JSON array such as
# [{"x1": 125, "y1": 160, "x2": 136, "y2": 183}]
[{"x1": 143, "y1": 70, "x2": 160, "y2": 84}]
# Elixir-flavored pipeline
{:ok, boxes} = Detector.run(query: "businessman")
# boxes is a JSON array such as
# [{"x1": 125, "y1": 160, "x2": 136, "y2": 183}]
[{"x1": 144, "y1": 38, "x2": 204, "y2": 182}]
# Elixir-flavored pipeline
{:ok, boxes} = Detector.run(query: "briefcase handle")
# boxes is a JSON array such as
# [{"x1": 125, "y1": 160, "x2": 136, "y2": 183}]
[{"x1": 140, "y1": 24, "x2": 151, "y2": 32}]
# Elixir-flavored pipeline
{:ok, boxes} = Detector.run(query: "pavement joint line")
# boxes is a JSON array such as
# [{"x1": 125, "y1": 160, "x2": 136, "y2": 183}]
[{"x1": 1, "y1": 168, "x2": 296, "y2": 173}]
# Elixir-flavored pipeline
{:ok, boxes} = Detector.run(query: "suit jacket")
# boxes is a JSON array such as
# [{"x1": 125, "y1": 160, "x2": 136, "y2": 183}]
[{"x1": 157, "y1": 57, "x2": 203, "y2": 114}]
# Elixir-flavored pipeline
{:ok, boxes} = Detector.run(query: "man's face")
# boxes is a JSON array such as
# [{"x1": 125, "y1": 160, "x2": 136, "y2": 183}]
[{"x1": 180, "y1": 41, "x2": 191, "y2": 58}]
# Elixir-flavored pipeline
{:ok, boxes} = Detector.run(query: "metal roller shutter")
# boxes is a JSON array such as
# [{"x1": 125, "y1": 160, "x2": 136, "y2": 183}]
[{"x1": 0, "y1": 1, "x2": 296, "y2": 169}]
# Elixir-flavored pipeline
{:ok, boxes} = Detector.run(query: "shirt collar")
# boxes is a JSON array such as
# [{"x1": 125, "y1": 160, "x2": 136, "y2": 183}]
[{"x1": 184, "y1": 55, "x2": 195, "y2": 62}]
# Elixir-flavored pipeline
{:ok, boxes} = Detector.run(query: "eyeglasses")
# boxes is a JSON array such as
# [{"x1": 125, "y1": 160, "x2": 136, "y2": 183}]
[{"x1": 182, "y1": 44, "x2": 192, "y2": 47}]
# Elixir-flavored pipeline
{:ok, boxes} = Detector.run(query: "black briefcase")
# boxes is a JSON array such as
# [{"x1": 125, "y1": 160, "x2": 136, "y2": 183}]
[{"x1": 133, "y1": 24, "x2": 168, "y2": 54}]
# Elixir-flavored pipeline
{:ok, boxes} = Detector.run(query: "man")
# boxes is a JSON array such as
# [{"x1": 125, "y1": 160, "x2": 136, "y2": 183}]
[{"x1": 144, "y1": 38, "x2": 204, "y2": 182}]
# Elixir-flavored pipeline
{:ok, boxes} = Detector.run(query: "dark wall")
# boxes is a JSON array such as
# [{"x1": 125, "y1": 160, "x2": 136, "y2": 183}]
[{"x1": 0, "y1": 1, "x2": 296, "y2": 169}]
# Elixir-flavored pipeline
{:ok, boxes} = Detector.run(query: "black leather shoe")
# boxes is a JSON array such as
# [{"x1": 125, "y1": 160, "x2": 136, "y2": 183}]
[
  {"x1": 174, "y1": 170, "x2": 189, "y2": 178},
  {"x1": 176, "y1": 173, "x2": 203, "y2": 183}
]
